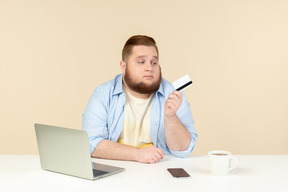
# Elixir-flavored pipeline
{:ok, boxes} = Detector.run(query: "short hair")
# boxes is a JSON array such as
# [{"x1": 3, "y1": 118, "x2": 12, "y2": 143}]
[{"x1": 122, "y1": 35, "x2": 159, "y2": 62}]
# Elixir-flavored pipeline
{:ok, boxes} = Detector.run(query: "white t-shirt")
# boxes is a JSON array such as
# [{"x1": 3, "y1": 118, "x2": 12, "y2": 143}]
[{"x1": 118, "y1": 87, "x2": 154, "y2": 147}]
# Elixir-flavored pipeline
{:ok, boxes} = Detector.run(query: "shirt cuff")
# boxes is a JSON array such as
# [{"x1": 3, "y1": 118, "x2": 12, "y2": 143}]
[
  {"x1": 169, "y1": 144, "x2": 194, "y2": 158},
  {"x1": 168, "y1": 133, "x2": 197, "y2": 158}
]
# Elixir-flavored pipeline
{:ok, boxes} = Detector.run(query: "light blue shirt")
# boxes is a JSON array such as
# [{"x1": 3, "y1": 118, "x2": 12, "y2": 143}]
[{"x1": 82, "y1": 74, "x2": 197, "y2": 158}]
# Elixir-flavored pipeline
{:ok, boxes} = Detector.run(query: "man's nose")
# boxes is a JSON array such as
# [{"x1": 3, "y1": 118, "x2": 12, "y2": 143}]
[{"x1": 145, "y1": 63, "x2": 153, "y2": 71}]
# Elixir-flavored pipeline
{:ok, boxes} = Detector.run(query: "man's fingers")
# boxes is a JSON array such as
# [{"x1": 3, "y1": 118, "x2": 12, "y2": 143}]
[
  {"x1": 139, "y1": 146, "x2": 164, "y2": 164},
  {"x1": 173, "y1": 91, "x2": 182, "y2": 98},
  {"x1": 149, "y1": 148, "x2": 164, "y2": 163},
  {"x1": 156, "y1": 148, "x2": 164, "y2": 158},
  {"x1": 167, "y1": 93, "x2": 182, "y2": 106},
  {"x1": 166, "y1": 102, "x2": 177, "y2": 110},
  {"x1": 170, "y1": 91, "x2": 182, "y2": 99},
  {"x1": 154, "y1": 151, "x2": 163, "y2": 160},
  {"x1": 151, "y1": 156, "x2": 159, "y2": 163}
]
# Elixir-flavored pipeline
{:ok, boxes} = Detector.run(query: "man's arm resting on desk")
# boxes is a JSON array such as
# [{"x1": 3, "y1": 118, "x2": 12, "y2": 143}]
[{"x1": 91, "y1": 140, "x2": 164, "y2": 164}]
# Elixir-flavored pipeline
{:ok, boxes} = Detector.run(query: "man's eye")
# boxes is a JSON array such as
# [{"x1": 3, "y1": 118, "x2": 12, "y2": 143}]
[
  {"x1": 138, "y1": 61, "x2": 145, "y2": 64},
  {"x1": 152, "y1": 61, "x2": 158, "y2": 65}
]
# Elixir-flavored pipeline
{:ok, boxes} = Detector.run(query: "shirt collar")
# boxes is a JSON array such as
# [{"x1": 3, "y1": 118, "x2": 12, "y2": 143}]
[
  {"x1": 112, "y1": 74, "x2": 124, "y2": 95},
  {"x1": 157, "y1": 79, "x2": 165, "y2": 96}
]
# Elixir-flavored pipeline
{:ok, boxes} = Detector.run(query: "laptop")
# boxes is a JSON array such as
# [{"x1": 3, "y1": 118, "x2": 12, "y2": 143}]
[{"x1": 35, "y1": 123, "x2": 125, "y2": 180}]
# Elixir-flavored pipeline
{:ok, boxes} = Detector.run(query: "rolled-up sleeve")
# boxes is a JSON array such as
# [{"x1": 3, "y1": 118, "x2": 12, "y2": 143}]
[
  {"x1": 169, "y1": 92, "x2": 198, "y2": 158},
  {"x1": 82, "y1": 88, "x2": 109, "y2": 154}
]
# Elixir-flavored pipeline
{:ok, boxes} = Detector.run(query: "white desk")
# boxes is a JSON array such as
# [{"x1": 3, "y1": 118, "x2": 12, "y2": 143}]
[{"x1": 0, "y1": 155, "x2": 288, "y2": 192}]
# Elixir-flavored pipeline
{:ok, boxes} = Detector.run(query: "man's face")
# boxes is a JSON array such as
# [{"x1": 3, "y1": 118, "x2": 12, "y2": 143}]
[{"x1": 122, "y1": 45, "x2": 161, "y2": 95}]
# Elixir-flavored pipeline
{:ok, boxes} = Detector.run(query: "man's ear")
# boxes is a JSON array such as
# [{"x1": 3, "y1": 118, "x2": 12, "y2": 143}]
[{"x1": 120, "y1": 61, "x2": 126, "y2": 74}]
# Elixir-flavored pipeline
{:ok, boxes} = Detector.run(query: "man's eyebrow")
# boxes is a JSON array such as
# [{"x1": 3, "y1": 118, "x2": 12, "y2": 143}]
[
  {"x1": 136, "y1": 55, "x2": 158, "y2": 60},
  {"x1": 136, "y1": 55, "x2": 146, "y2": 59}
]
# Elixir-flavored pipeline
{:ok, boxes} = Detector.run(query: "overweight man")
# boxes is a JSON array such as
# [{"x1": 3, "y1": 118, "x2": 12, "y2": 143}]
[{"x1": 82, "y1": 35, "x2": 197, "y2": 164}]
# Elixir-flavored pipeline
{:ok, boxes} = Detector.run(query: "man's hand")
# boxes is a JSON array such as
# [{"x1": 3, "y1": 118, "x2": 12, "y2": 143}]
[
  {"x1": 164, "y1": 91, "x2": 182, "y2": 118},
  {"x1": 135, "y1": 146, "x2": 164, "y2": 164}
]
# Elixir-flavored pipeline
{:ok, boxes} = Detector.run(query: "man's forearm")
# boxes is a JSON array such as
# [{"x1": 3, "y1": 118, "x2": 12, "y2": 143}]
[
  {"x1": 164, "y1": 115, "x2": 191, "y2": 151},
  {"x1": 91, "y1": 140, "x2": 138, "y2": 161},
  {"x1": 91, "y1": 139, "x2": 165, "y2": 164}
]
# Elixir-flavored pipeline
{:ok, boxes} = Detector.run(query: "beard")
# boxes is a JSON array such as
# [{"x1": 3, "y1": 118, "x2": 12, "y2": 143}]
[{"x1": 123, "y1": 67, "x2": 162, "y2": 95}]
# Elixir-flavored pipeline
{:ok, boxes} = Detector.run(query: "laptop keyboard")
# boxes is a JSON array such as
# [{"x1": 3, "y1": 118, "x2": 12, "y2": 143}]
[{"x1": 93, "y1": 169, "x2": 109, "y2": 177}]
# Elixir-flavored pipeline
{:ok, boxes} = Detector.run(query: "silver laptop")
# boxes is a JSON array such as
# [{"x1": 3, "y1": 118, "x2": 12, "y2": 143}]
[{"x1": 35, "y1": 123, "x2": 125, "y2": 180}]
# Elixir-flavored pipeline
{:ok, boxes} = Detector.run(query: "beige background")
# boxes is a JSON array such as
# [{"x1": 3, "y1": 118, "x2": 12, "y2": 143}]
[{"x1": 1, "y1": 0, "x2": 287, "y2": 155}]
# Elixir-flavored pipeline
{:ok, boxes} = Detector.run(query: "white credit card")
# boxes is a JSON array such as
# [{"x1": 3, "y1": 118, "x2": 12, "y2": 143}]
[{"x1": 172, "y1": 74, "x2": 193, "y2": 91}]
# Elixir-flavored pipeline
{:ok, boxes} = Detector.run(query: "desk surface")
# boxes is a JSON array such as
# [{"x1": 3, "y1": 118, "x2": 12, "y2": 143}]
[{"x1": 1, "y1": 155, "x2": 288, "y2": 192}]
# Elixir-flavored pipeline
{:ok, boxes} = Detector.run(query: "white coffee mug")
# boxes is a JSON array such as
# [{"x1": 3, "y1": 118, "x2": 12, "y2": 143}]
[{"x1": 208, "y1": 150, "x2": 238, "y2": 176}]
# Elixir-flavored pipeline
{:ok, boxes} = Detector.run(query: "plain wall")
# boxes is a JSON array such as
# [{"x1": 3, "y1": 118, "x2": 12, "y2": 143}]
[{"x1": 1, "y1": 0, "x2": 287, "y2": 155}]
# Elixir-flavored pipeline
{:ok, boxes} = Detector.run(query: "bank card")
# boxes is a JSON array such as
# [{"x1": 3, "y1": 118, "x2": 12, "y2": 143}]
[{"x1": 172, "y1": 74, "x2": 193, "y2": 91}]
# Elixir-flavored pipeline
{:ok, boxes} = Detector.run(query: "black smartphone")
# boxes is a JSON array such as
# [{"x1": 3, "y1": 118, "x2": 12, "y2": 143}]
[{"x1": 167, "y1": 168, "x2": 191, "y2": 178}]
